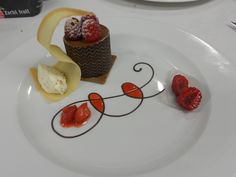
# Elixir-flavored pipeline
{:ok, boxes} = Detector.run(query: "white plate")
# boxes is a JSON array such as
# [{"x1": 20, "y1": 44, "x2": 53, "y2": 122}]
[{"x1": 1, "y1": 17, "x2": 236, "y2": 177}]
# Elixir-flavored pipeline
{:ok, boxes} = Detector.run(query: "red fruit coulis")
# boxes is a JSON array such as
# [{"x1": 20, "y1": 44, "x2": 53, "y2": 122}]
[
  {"x1": 122, "y1": 82, "x2": 143, "y2": 99},
  {"x1": 89, "y1": 93, "x2": 104, "y2": 112}
]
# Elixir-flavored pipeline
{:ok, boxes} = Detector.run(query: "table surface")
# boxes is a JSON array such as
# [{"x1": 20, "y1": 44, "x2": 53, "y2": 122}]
[{"x1": 0, "y1": 0, "x2": 236, "y2": 176}]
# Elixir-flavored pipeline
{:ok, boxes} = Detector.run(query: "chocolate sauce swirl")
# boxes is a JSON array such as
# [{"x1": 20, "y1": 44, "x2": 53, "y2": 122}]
[{"x1": 51, "y1": 62, "x2": 165, "y2": 138}]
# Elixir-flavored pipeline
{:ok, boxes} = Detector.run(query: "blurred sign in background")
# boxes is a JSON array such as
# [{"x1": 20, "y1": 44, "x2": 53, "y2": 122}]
[{"x1": 0, "y1": 0, "x2": 43, "y2": 18}]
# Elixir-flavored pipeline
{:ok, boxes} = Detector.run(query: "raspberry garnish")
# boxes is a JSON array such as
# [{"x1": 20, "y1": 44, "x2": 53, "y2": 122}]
[
  {"x1": 64, "y1": 17, "x2": 82, "y2": 40},
  {"x1": 177, "y1": 87, "x2": 202, "y2": 111},
  {"x1": 64, "y1": 17, "x2": 79, "y2": 33},
  {"x1": 81, "y1": 15, "x2": 99, "y2": 24},
  {"x1": 82, "y1": 19, "x2": 101, "y2": 42},
  {"x1": 171, "y1": 74, "x2": 189, "y2": 96}
]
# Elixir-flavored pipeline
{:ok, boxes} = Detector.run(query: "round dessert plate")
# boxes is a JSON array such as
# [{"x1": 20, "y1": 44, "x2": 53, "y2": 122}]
[{"x1": 0, "y1": 17, "x2": 236, "y2": 177}]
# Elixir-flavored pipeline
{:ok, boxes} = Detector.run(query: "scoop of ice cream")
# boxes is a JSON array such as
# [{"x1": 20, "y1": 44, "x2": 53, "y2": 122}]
[
  {"x1": 64, "y1": 17, "x2": 81, "y2": 40},
  {"x1": 38, "y1": 64, "x2": 67, "y2": 95}
]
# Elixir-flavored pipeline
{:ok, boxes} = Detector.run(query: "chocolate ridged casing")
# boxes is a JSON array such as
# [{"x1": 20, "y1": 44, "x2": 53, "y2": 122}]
[{"x1": 63, "y1": 25, "x2": 112, "y2": 78}]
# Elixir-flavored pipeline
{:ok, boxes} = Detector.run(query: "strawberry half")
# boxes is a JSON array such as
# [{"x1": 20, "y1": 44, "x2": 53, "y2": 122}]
[
  {"x1": 74, "y1": 103, "x2": 91, "y2": 127},
  {"x1": 177, "y1": 87, "x2": 202, "y2": 111},
  {"x1": 171, "y1": 74, "x2": 189, "y2": 96},
  {"x1": 60, "y1": 105, "x2": 77, "y2": 127}
]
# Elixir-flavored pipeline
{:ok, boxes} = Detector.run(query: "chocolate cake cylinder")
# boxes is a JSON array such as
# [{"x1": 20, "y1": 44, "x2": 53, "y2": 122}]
[{"x1": 63, "y1": 25, "x2": 112, "y2": 78}]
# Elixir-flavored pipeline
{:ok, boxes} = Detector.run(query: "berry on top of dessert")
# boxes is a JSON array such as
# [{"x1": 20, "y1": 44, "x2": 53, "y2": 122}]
[
  {"x1": 64, "y1": 15, "x2": 101, "y2": 42},
  {"x1": 64, "y1": 17, "x2": 81, "y2": 40},
  {"x1": 82, "y1": 18, "x2": 101, "y2": 42}
]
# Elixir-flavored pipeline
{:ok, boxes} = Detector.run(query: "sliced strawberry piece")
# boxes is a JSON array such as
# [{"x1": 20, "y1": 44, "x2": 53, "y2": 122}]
[
  {"x1": 74, "y1": 103, "x2": 91, "y2": 127},
  {"x1": 177, "y1": 87, "x2": 202, "y2": 111},
  {"x1": 60, "y1": 105, "x2": 77, "y2": 127},
  {"x1": 171, "y1": 74, "x2": 189, "y2": 96}
]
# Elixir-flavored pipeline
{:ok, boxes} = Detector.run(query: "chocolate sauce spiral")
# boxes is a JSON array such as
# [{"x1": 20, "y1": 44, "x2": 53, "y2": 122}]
[{"x1": 51, "y1": 62, "x2": 165, "y2": 138}]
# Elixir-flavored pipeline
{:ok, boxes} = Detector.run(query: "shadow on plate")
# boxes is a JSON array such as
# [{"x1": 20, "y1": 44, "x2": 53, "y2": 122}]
[{"x1": 103, "y1": 0, "x2": 220, "y2": 10}]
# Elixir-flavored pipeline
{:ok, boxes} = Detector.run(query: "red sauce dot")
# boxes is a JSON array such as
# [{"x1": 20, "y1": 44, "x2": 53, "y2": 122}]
[
  {"x1": 89, "y1": 93, "x2": 105, "y2": 113},
  {"x1": 122, "y1": 82, "x2": 143, "y2": 99}
]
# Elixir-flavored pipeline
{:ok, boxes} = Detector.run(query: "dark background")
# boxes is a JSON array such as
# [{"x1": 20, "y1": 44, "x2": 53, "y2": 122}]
[{"x1": 0, "y1": 0, "x2": 42, "y2": 17}]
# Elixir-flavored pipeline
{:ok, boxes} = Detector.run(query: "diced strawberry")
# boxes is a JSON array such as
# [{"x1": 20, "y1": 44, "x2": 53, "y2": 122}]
[
  {"x1": 74, "y1": 103, "x2": 91, "y2": 127},
  {"x1": 60, "y1": 105, "x2": 77, "y2": 127}
]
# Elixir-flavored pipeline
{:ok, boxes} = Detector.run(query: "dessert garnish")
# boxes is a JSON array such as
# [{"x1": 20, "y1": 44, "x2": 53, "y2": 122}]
[
  {"x1": 81, "y1": 17, "x2": 101, "y2": 42},
  {"x1": 172, "y1": 74, "x2": 202, "y2": 111},
  {"x1": 64, "y1": 17, "x2": 81, "y2": 40},
  {"x1": 81, "y1": 14, "x2": 99, "y2": 24},
  {"x1": 171, "y1": 74, "x2": 189, "y2": 96},
  {"x1": 51, "y1": 62, "x2": 166, "y2": 138},
  {"x1": 60, "y1": 103, "x2": 91, "y2": 127},
  {"x1": 177, "y1": 87, "x2": 202, "y2": 111},
  {"x1": 30, "y1": 8, "x2": 94, "y2": 102},
  {"x1": 64, "y1": 15, "x2": 101, "y2": 42}
]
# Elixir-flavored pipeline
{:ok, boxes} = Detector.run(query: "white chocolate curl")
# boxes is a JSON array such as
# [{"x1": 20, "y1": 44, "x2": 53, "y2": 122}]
[{"x1": 31, "y1": 8, "x2": 94, "y2": 102}]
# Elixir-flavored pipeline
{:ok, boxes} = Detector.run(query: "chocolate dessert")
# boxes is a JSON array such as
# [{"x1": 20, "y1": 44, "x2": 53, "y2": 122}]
[{"x1": 63, "y1": 15, "x2": 114, "y2": 80}]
